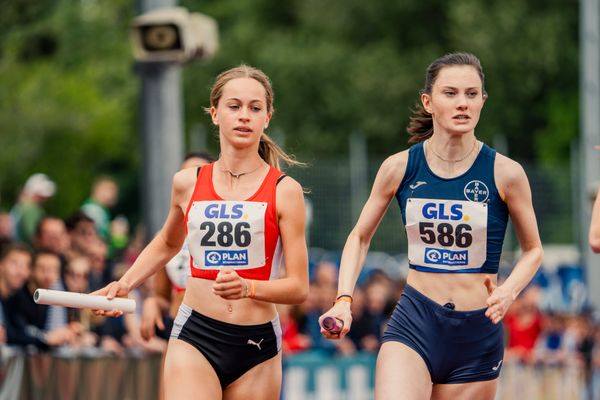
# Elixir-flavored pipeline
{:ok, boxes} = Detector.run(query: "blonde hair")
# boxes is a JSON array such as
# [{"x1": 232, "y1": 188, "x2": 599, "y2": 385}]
[{"x1": 207, "y1": 64, "x2": 302, "y2": 170}]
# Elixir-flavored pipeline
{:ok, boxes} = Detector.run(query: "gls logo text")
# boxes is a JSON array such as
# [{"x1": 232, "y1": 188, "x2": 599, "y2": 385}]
[
  {"x1": 204, "y1": 203, "x2": 244, "y2": 219},
  {"x1": 422, "y1": 203, "x2": 463, "y2": 220}
]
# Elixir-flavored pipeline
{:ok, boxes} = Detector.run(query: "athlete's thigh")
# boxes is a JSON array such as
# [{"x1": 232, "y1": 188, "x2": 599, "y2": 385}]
[
  {"x1": 163, "y1": 338, "x2": 222, "y2": 400},
  {"x1": 431, "y1": 379, "x2": 497, "y2": 400},
  {"x1": 376, "y1": 342, "x2": 432, "y2": 400},
  {"x1": 223, "y1": 352, "x2": 282, "y2": 400}
]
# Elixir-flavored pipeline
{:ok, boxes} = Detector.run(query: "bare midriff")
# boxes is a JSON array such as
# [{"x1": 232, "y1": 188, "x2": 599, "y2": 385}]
[
  {"x1": 407, "y1": 270, "x2": 496, "y2": 310},
  {"x1": 181, "y1": 277, "x2": 278, "y2": 325}
]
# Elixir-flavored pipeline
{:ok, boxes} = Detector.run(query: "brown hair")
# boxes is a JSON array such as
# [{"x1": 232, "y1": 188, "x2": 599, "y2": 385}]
[
  {"x1": 207, "y1": 64, "x2": 302, "y2": 169},
  {"x1": 407, "y1": 52, "x2": 486, "y2": 143}
]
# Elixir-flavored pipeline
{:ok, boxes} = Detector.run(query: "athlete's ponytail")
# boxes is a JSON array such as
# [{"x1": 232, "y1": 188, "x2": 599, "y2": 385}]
[{"x1": 407, "y1": 104, "x2": 434, "y2": 143}]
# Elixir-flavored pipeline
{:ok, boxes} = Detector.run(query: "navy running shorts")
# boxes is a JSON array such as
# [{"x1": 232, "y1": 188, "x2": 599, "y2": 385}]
[{"x1": 382, "y1": 284, "x2": 504, "y2": 384}]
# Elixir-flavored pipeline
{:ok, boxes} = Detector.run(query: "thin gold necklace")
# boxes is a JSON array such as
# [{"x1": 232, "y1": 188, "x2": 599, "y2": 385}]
[
  {"x1": 219, "y1": 162, "x2": 263, "y2": 179},
  {"x1": 427, "y1": 139, "x2": 478, "y2": 163}
]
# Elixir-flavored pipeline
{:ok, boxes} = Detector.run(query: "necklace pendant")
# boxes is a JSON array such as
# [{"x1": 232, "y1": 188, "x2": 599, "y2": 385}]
[{"x1": 227, "y1": 305, "x2": 233, "y2": 313}]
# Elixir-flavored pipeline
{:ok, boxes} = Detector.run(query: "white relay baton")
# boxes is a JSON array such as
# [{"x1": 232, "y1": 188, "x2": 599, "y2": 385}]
[{"x1": 34, "y1": 289, "x2": 136, "y2": 314}]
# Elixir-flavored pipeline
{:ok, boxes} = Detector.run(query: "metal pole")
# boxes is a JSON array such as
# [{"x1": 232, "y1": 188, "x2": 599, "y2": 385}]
[
  {"x1": 580, "y1": 0, "x2": 600, "y2": 308},
  {"x1": 137, "y1": 0, "x2": 184, "y2": 240},
  {"x1": 349, "y1": 132, "x2": 368, "y2": 223}
]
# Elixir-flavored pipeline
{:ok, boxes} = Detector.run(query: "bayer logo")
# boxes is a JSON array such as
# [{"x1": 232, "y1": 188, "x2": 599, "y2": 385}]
[
  {"x1": 463, "y1": 180, "x2": 489, "y2": 202},
  {"x1": 206, "y1": 251, "x2": 222, "y2": 264}
]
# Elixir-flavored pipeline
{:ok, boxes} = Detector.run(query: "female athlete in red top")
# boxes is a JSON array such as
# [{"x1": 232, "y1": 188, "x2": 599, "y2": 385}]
[{"x1": 94, "y1": 65, "x2": 308, "y2": 400}]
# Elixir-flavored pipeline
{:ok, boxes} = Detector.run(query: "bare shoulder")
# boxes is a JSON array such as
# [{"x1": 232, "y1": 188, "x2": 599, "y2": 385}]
[
  {"x1": 377, "y1": 149, "x2": 410, "y2": 189},
  {"x1": 276, "y1": 175, "x2": 305, "y2": 219},
  {"x1": 172, "y1": 167, "x2": 199, "y2": 206},
  {"x1": 276, "y1": 175, "x2": 304, "y2": 199},
  {"x1": 494, "y1": 152, "x2": 529, "y2": 198}
]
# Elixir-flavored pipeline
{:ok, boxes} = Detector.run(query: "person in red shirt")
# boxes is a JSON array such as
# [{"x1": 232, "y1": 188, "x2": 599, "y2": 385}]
[
  {"x1": 94, "y1": 65, "x2": 309, "y2": 400},
  {"x1": 504, "y1": 290, "x2": 543, "y2": 363}
]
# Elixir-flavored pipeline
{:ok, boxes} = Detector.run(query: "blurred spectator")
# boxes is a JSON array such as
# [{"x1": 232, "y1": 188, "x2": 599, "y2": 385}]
[
  {"x1": 590, "y1": 186, "x2": 600, "y2": 253},
  {"x1": 364, "y1": 276, "x2": 393, "y2": 336},
  {"x1": 65, "y1": 211, "x2": 99, "y2": 257},
  {"x1": 0, "y1": 212, "x2": 13, "y2": 245},
  {"x1": 109, "y1": 215, "x2": 130, "y2": 257},
  {"x1": 312, "y1": 261, "x2": 338, "y2": 289},
  {"x1": 10, "y1": 173, "x2": 56, "y2": 245},
  {"x1": 278, "y1": 304, "x2": 311, "y2": 355},
  {"x1": 34, "y1": 216, "x2": 70, "y2": 276},
  {"x1": 577, "y1": 315, "x2": 596, "y2": 387},
  {"x1": 86, "y1": 238, "x2": 113, "y2": 292},
  {"x1": 345, "y1": 287, "x2": 380, "y2": 354},
  {"x1": 304, "y1": 283, "x2": 339, "y2": 355},
  {"x1": 10, "y1": 249, "x2": 77, "y2": 349},
  {"x1": 62, "y1": 256, "x2": 92, "y2": 323},
  {"x1": 34, "y1": 216, "x2": 70, "y2": 255},
  {"x1": 0, "y1": 242, "x2": 32, "y2": 346},
  {"x1": 80, "y1": 176, "x2": 119, "y2": 243},
  {"x1": 505, "y1": 288, "x2": 543, "y2": 363},
  {"x1": 534, "y1": 313, "x2": 567, "y2": 366}
]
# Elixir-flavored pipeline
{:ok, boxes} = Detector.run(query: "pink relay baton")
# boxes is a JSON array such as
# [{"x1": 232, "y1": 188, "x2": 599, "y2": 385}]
[{"x1": 321, "y1": 316, "x2": 344, "y2": 334}]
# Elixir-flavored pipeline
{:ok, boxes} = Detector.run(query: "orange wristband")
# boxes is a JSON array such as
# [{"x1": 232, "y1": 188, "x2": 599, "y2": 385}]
[
  {"x1": 334, "y1": 294, "x2": 353, "y2": 305},
  {"x1": 248, "y1": 280, "x2": 256, "y2": 299}
]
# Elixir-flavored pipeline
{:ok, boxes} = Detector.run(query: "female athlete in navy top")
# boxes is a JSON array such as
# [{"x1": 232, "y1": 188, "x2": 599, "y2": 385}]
[{"x1": 320, "y1": 52, "x2": 543, "y2": 400}]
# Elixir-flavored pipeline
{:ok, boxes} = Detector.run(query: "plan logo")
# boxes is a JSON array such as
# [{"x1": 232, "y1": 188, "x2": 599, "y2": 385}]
[
  {"x1": 463, "y1": 180, "x2": 489, "y2": 202},
  {"x1": 425, "y1": 248, "x2": 468, "y2": 266},
  {"x1": 205, "y1": 250, "x2": 248, "y2": 266}
]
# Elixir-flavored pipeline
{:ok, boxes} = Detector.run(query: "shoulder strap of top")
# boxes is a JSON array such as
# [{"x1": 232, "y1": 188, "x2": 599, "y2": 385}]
[{"x1": 276, "y1": 174, "x2": 287, "y2": 185}]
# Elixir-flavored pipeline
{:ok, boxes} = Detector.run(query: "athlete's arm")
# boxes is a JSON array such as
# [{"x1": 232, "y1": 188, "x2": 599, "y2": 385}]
[
  {"x1": 321, "y1": 152, "x2": 407, "y2": 338},
  {"x1": 590, "y1": 188, "x2": 600, "y2": 253},
  {"x1": 213, "y1": 176, "x2": 309, "y2": 304},
  {"x1": 92, "y1": 169, "x2": 193, "y2": 314},
  {"x1": 485, "y1": 155, "x2": 543, "y2": 324},
  {"x1": 251, "y1": 176, "x2": 309, "y2": 304}
]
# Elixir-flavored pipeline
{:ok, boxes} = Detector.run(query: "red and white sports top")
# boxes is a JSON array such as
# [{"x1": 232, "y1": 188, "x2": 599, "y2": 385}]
[{"x1": 184, "y1": 163, "x2": 285, "y2": 281}]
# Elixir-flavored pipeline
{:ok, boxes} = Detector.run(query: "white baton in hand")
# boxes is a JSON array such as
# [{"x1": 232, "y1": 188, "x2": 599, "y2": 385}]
[{"x1": 34, "y1": 289, "x2": 136, "y2": 314}]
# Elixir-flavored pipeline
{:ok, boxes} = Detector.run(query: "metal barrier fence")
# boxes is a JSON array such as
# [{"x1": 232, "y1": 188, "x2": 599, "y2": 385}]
[
  {"x1": 0, "y1": 347, "x2": 162, "y2": 400},
  {"x1": 0, "y1": 347, "x2": 590, "y2": 400}
]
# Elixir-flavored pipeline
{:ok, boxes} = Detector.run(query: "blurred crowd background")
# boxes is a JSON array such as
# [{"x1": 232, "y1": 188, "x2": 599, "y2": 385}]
[
  {"x1": 1, "y1": 0, "x2": 598, "y2": 399},
  {"x1": 0, "y1": 170, "x2": 597, "y2": 399}
]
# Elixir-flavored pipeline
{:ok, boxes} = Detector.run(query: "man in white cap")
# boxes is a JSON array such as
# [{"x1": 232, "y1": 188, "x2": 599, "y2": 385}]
[{"x1": 10, "y1": 173, "x2": 56, "y2": 245}]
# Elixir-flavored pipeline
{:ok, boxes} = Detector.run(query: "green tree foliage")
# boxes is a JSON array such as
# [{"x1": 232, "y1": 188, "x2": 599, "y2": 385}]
[
  {"x1": 0, "y1": 0, "x2": 579, "y2": 222},
  {"x1": 0, "y1": 0, "x2": 138, "y2": 215},
  {"x1": 183, "y1": 0, "x2": 578, "y2": 163}
]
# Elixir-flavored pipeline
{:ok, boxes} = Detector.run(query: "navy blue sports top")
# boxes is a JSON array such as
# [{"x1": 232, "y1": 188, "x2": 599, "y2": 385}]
[{"x1": 396, "y1": 141, "x2": 508, "y2": 274}]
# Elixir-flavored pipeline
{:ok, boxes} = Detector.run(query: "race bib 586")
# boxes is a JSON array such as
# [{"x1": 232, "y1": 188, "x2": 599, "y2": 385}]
[{"x1": 405, "y1": 198, "x2": 487, "y2": 271}]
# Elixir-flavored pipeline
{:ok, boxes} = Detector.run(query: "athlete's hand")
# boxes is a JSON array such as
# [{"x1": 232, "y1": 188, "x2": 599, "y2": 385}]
[
  {"x1": 484, "y1": 277, "x2": 513, "y2": 324},
  {"x1": 90, "y1": 280, "x2": 130, "y2": 317},
  {"x1": 141, "y1": 297, "x2": 165, "y2": 341},
  {"x1": 318, "y1": 301, "x2": 353, "y2": 340},
  {"x1": 213, "y1": 267, "x2": 247, "y2": 300}
]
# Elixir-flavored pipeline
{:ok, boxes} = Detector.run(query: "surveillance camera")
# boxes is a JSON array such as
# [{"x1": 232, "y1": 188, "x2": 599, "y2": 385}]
[{"x1": 131, "y1": 7, "x2": 218, "y2": 63}]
